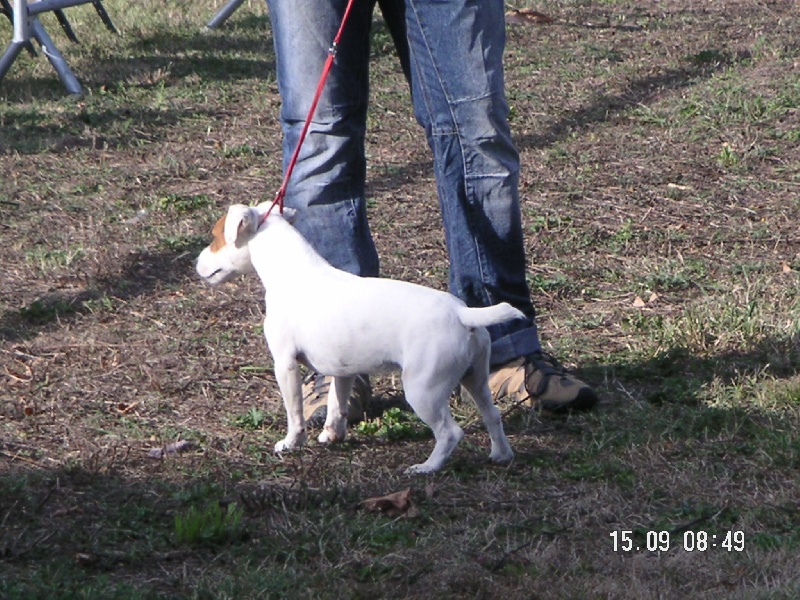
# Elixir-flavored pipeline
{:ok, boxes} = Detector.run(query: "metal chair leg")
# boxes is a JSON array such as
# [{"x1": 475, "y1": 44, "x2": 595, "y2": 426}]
[
  {"x1": 91, "y1": 0, "x2": 118, "y2": 34},
  {"x1": 1, "y1": 0, "x2": 116, "y2": 94},
  {"x1": 30, "y1": 17, "x2": 82, "y2": 94},
  {"x1": 206, "y1": 0, "x2": 246, "y2": 30},
  {"x1": 0, "y1": 0, "x2": 36, "y2": 56},
  {"x1": 0, "y1": 38, "x2": 26, "y2": 81},
  {"x1": 53, "y1": 9, "x2": 80, "y2": 43}
]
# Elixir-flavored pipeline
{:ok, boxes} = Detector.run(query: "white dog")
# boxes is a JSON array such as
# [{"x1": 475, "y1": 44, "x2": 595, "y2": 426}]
[{"x1": 196, "y1": 203, "x2": 523, "y2": 474}]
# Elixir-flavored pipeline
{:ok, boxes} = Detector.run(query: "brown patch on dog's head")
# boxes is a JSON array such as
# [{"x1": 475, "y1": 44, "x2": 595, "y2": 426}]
[{"x1": 209, "y1": 215, "x2": 227, "y2": 252}]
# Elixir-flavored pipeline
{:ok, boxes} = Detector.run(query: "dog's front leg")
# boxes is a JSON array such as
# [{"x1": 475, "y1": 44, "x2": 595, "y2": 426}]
[
  {"x1": 273, "y1": 358, "x2": 307, "y2": 453},
  {"x1": 318, "y1": 376, "x2": 353, "y2": 444}
]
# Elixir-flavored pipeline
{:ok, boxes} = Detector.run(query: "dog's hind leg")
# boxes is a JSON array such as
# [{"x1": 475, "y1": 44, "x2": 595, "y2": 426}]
[
  {"x1": 401, "y1": 371, "x2": 465, "y2": 474},
  {"x1": 319, "y1": 375, "x2": 352, "y2": 444},
  {"x1": 461, "y1": 338, "x2": 513, "y2": 464},
  {"x1": 461, "y1": 370, "x2": 514, "y2": 464},
  {"x1": 273, "y1": 359, "x2": 307, "y2": 453}
]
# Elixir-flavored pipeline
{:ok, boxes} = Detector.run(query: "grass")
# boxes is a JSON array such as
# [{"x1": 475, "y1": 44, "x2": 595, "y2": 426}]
[
  {"x1": 174, "y1": 501, "x2": 244, "y2": 546},
  {"x1": 2, "y1": 0, "x2": 800, "y2": 598}
]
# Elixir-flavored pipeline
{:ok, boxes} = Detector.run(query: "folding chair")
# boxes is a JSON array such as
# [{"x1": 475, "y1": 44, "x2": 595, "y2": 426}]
[
  {"x1": 0, "y1": 0, "x2": 118, "y2": 94},
  {"x1": 0, "y1": 0, "x2": 36, "y2": 55}
]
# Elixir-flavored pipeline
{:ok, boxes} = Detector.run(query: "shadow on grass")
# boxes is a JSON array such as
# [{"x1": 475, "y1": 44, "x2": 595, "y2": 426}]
[
  {"x1": 597, "y1": 336, "x2": 800, "y2": 403},
  {"x1": 0, "y1": 10, "x2": 404, "y2": 105},
  {"x1": 99, "y1": 10, "x2": 405, "y2": 87},
  {"x1": 1, "y1": 377, "x2": 799, "y2": 597},
  {"x1": 0, "y1": 240, "x2": 207, "y2": 343},
  {"x1": 366, "y1": 48, "x2": 752, "y2": 197},
  {"x1": 0, "y1": 16, "x2": 402, "y2": 151},
  {"x1": 116, "y1": 18, "x2": 276, "y2": 82},
  {"x1": 0, "y1": 466, "x2": 300, "y2": 597},
  {"x1": 518, "y1": 48, "x2": 750, "y2": 150},
  {"x1": 0, "y1": 104, "x2": 227, "y2": 154}
]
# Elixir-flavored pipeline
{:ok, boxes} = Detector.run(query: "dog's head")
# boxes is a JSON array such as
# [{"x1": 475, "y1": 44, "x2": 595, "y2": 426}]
[
  {"x1": 196, "y1": 204, "x2": 298, "y2": 285},
  {"x1": 195, "y1": 204, "x2": 259, "y2": 285}
]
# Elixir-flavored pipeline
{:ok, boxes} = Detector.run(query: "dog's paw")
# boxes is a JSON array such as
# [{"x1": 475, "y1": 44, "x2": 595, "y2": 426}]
[
  {"x1": 404, "y1": 463, "x2": 438, "y2": 476},
  {"x1": 274, "y1": 432, "x2": 306, "y2": 454},
  {"x1": 274, "y1": 439, "x2": 293, "y2": 453},
  {"x1": 489, "y1": 448, "x2": 514, "y2": 464},
  {"x1": 318, "y1": 426, "x2": 346, "y2": 444}
]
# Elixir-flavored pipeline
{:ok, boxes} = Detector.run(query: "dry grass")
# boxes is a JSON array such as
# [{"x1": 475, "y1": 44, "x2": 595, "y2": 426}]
[{"x1": 1, "y1": 0, "x2": 799, "y2": 597}]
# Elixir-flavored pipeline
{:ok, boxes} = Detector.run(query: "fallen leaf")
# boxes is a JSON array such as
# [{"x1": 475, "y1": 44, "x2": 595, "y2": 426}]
[
  {"x1": 632, "y1": 296, "x2": 646, "y2": 308},
  {"x1": 361, "y1": 488, "x2": 416, "y2": 517},
  {"x1": 648, "y1": 291, "x2": 658, "y2": 303},
  {"x1": 4, "y1": 361, "x2": 32, "y2": 384},
  {"x1": 782, "y1": 261, "x2": 792, "y2": 274},
  {"x1": 506, "y1": 9, "x2": 554, "y2": 25}
]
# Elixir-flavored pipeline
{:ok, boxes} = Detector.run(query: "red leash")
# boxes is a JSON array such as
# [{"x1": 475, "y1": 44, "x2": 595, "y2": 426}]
[{"x1": 262, "y1": 0, "x2": 358, "y2": 224}]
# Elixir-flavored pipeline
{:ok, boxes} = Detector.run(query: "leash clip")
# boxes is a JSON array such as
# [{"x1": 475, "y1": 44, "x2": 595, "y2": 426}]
[{"x1": 328, "y1": 42, "x2": 338, "y2": 57}]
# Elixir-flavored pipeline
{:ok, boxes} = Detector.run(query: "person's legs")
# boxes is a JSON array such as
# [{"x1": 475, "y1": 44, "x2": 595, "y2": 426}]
[
  {"x1": 402, "y1": 0, "x2": 597, "y2": 410},
  {"x1": 266, "y1": 0, "x2": 379, "y2": 277},
  {"x1": 403, "y1": 0, "x2": 539, "y2": 366}
]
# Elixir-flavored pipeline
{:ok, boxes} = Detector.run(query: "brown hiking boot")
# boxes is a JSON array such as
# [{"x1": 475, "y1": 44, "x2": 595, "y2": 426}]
[
  {"x1": 489, "y1": 351, "x2": 598, "y2": 413},
  {"x1": 302, "y1": 372, "x2": 371, "y2": 427}
]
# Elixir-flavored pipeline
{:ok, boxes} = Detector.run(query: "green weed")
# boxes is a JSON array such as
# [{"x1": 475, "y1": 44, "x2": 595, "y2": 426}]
[
  {"x1": 158, "y1": 234, "x2": 208, "y2": 253},
  {"x1": 174, "y1": 502, "x2": 244, "y2": 547},
  {"x1": 355, "y1": 407, "x2": 431, "y2": 441},
  {"x1": 155, "y1": 193, "x2": 213, "y2": 214},
  {"x1": 234, "y1": 407, "x2": 267, "y2": 430},
  {"x1": 25, "y1": 245, "x2": 84, "y2": 272},
  {"x1": 18, "y1": 297, "x2": 79, "y2": 324}
]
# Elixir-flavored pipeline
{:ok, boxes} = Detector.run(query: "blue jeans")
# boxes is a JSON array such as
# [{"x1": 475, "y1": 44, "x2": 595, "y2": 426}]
[{"x1": 266, "y1": 0, "x2": 541, "y2": 365}]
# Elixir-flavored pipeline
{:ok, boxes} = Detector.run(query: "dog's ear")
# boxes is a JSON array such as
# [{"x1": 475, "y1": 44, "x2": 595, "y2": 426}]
[
  {"x1": 281, "y1": 207, "x2": 298, "y2": 224},
  {"x1": 224, "y1": 204, "x2": 257, "y2": 247}
]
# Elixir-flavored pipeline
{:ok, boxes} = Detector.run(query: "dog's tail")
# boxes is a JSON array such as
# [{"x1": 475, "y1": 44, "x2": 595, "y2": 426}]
[{"x1": 457, "y1": 303, "x2": 526, "y2": 328}]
